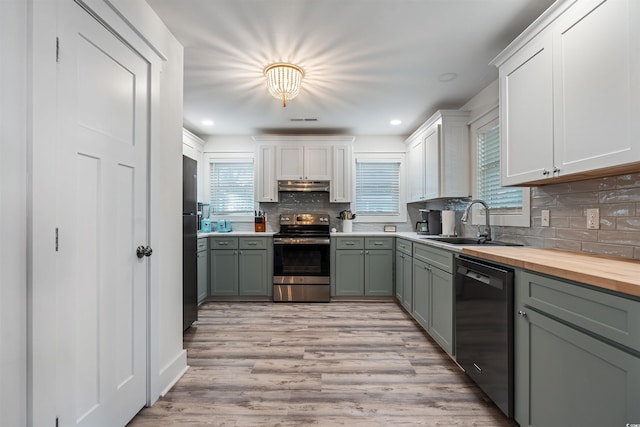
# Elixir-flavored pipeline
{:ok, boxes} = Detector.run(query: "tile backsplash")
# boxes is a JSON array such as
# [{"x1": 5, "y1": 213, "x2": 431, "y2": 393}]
[
  {"x1": 463, "y1": 172, "x2": 640, "y2": 260},
  {"x1": 250, "y1": 173, "x2": 640, "y2": 260}
]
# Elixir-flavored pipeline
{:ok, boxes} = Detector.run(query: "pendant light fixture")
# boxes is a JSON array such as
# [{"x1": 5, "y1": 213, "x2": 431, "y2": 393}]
[{"x1": 263, "y1": 63, "x2": 304, "y2": 107}]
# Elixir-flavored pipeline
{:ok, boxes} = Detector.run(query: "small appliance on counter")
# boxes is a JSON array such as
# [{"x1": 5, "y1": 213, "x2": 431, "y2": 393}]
[
  {"x1": 201, "y1": 218, "x2": 213, "y2": 233},
  {"x1": 216, "y1": 219, "x2": 232, "y2": 233},
  {"x1": 416, "y1": 209, "x2": 442, "y2": 235}
]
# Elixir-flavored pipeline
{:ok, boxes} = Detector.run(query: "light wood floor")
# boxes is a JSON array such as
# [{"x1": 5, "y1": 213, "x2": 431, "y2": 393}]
[{"x1": 128, "y1": 301, "x2": 514, "y2": 426}]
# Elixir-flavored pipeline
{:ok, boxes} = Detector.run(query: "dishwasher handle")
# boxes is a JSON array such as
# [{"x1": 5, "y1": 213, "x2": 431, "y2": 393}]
[{"x1": 463, "y1": 268, "x2": 491, "y2": 285}]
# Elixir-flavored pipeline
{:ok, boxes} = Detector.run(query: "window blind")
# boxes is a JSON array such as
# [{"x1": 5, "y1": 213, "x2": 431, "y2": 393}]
[
  {"x1": 476, "y1": 124, "x2": 522, "y2": 210},
  {"x1": 209, "y1": 161, "x2": 254, "y2": 214},
  {"x1": 355, "y1": 161, "x2": 400, "y2": 215}
]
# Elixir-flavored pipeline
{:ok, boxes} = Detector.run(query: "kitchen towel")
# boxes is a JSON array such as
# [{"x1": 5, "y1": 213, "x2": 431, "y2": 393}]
[{"x1": 442, "y1": 210, "x2": 456, "y2": 236}]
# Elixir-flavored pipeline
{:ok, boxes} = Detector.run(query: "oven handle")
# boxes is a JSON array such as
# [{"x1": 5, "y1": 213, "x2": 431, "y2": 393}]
[{"x1": 274, "y1": 237, "x2": 330, "y2": 245}]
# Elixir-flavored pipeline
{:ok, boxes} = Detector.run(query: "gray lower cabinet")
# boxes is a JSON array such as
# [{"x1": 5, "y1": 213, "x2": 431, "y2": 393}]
[
  {"x1": 209, "y1": 236, "x2": 272, "y2": 297},
  {"x1": 396, "y1": 238, "x2": 413, "y2": 311},
  {"x1": 197, "y1": 238, "x2": 208, "y2": 303},
  {"x1": 334, "y1": 237, "x2": 394, "y2": 296},
  {"x1": 411, "y1": 242, "x2": 454, "y2": 355},
  {"x1": 515, "y1": 270, "x2": 640, "y2": 426}
]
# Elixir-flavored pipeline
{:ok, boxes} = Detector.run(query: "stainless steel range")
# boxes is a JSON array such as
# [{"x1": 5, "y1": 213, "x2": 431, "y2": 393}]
[{"x1": 273, "y1": 213, "x2": 330, "y2": 302}]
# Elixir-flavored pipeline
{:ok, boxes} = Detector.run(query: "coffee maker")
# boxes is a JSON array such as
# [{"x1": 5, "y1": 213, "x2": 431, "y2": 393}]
[{"x1": 416, "y1": 209, "x2": 442, "y2": 235}]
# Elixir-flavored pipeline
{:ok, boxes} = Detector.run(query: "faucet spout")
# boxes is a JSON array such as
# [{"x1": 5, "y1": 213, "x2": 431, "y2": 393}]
[{"x1": 462, "y1": 199, "x2": 491, "y2": 241}]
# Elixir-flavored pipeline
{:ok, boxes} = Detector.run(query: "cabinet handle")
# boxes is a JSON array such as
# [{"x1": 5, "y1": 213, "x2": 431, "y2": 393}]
[
  {"x1": 373, "y1": 242, "x2": 383, "y2": 246},
  {"x1": 247, "y1": 242, "x2": 257, "y2": 246},
  {"x1": 518, "y1": 310, "x2": 527, "y2": 319},
  {"x1": 345, "y1": 242, "x2": 355, "y2": 246},
  {"x1": 218, "y1": 242, "x2": 228, "y2": 246},
  {"x1": 553, "y1": 167, "x2": 560, "y2": 174},
  {"x1": 542, "y1": 169, "x2": 550, "y2": 176}
]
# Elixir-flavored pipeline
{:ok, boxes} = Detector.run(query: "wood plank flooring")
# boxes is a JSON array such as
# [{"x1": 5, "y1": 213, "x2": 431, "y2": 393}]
[{"x1": 128, "y1": 301, "x2": 514, "y2": 426}]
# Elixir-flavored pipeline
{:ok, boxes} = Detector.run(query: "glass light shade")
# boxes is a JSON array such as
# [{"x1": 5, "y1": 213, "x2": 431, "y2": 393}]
[{"x1": 264, "y1": 63, "x2": 304, "y2": 107}]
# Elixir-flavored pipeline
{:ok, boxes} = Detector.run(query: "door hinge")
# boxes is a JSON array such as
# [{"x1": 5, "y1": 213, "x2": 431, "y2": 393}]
[
  {"x1": 55, "y1": 228, "x2": 59, "y2": 252},
  {"x1": 56, "y1": 37, "x2": 59, "y2": 62}
]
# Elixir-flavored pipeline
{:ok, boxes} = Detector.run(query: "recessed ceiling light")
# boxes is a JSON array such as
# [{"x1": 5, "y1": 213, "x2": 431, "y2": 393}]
[
  {"x1": 390, "y1": 119, "x2": 402, "y2": 126},
  {"x1": 438, "y1": 72, "x2": 458, "y2": 83},
  {"x1": 202, "y1": 120, "x2": 214, "y2": 126}
]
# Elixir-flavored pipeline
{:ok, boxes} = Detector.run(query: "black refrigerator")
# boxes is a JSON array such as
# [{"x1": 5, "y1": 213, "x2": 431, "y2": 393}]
[{"x1": 183, "y1": 155, "x2": 198, "y2": 331}]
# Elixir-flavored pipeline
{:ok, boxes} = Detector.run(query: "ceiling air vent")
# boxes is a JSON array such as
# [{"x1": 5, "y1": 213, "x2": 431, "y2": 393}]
[{"x1": 290, "y1": 118, "x2": 318, "y2": 122}]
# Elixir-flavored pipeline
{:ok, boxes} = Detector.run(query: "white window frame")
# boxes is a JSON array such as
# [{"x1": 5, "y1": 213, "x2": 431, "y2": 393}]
[
  {"x1": 470, "y1": 108, "x2": 530, "y2": 227},
  {"x1": 351, "y1": 152, "x2": 407, "y2": 223},
  {"x1": 205, "y1": 152, "x2": 256, "y2": 222}
]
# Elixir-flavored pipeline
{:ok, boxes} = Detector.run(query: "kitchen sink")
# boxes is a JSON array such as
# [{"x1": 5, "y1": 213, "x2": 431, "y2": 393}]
[{"x1": 421, "y1": 236, "x2": 522, "y2": 246}]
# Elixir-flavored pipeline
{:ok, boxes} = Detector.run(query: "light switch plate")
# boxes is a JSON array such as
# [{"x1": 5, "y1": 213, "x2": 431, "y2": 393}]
[
  {"x1": 541, "y1": 210, "x2": 550, "y2": 227},
  {"x1": 586, "y1": 208, "x2": 600, "y2": 230}
]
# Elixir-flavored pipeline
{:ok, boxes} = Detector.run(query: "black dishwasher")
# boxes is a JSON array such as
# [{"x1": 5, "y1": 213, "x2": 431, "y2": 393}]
[{"x1": 455, "y1": 255, "x2": 514, "y2": 418}]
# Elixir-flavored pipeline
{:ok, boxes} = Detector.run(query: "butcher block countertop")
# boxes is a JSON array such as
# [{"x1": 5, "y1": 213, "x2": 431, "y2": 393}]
[{"x1": 461, "y1": 247, "x2": 640, "y2": 298}]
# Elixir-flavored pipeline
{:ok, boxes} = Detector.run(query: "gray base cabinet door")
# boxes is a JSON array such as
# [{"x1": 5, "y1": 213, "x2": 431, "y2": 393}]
[
  {"x1": 515, "y1": 308, "x2": 640, "y2": 426},
  {"x1": 412, "y1": 258, "x2": 429, "y2": 329},
  {"x1": 239, "y1": 250, "x2": 268, "y2": 296},
  {"x1": 428, "y1": 267, "x2": 453, "y2": 354},
  {"x1": 396, "y1": 251, "x2": 413, "y2": 309},
  {"x1": 335, "y1": 250, "x2": 365, "y2": 296},
  {"x1": 209, "y1": 250, "x2": 238, "y2": 296},
  {"x1": 197, "y1": 250, "x2": 208, "y2": 303},
  {"x1": 365, "y1": 250, "x2": 393, "y2": 296}
]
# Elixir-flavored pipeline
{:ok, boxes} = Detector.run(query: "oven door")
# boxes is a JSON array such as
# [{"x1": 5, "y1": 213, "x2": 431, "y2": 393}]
[{"x1": 273, "y1": 239, "x2": 330, "y2": 284}]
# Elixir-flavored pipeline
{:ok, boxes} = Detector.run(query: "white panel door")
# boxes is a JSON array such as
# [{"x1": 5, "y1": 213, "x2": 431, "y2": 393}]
[
  {"x1": 56, "y1": 2, "x2": 149, "y2": 426},
  {"x1": 276, "y1": 145, "x2": 304, "y2": 179},
  {"x1": 423, "y1": 126, "x2": 441, "y2": 200}
]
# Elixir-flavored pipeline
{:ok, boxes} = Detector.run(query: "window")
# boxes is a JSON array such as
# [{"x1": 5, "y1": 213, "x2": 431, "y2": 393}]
[
  {"x1": 471, "y1": 110, "x2": 529, "y2": 227},
  {"x1": 208, "y1": 159, "x2": 254, "y2": 215},
  {"x1": 353, "y1": 154, "x2": 406, "y2": 222}
]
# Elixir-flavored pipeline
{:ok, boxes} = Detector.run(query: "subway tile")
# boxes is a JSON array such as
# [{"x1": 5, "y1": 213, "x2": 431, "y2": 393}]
[
  {"x1": 556, "y1": 228, "x2": 598, "y2": 242},
  {"x1": 557, "y1": 192, "x2": 600, "y2": 206},
  {"x1": 550, "y1": 206, "x2": 585, "y2": 217},
  {"x1": 597, "y1": 230, "x2": 640, "y2": 245},
  {"x1": 599, "y1": 188, "x2": 640, "y2": 203},
  {"x1": 538, "y1": 182, "x2": 572, "y2": 195},
  {"x1": 568, "y1": 177, "x2": 617, "y2": 193},
  {"x1": 580, "y1": 242, "x2": 634, "y2": 259},
  {"x1": 600, "y1": 217, "x2": 616, "y2": 230},
  {"x1": 545, "y1": 238, "x2": 581, "y2": 251},
  {"x1": 616, "y1": 173, "x2": 640, "y2": 189},
  {"x1": 549, "y1": 216, "x2": 569, "y2": 228},
  {"x1": 598, "y1": 203, "x2": 635, "y2": 217},
  {"x1": 530, "y1": 194, "x2": 557, "y2": 208},
  {"x1": 616, "y1": 217, "x2": 640, "y2": 231}
]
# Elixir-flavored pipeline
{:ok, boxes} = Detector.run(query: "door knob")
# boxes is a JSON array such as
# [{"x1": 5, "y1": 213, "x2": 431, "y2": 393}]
[{"x1": 136, "y1": 245, "x2": 153, "y2": 259}]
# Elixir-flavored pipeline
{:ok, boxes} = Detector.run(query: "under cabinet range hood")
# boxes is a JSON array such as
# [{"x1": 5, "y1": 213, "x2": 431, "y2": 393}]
[{"x1": 278, "y1": 180, "x2": 330, "y2": 192}]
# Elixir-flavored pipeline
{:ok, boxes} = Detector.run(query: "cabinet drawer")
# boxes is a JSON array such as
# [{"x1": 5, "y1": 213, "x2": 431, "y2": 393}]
[
  {"x1": 413, "y1": 243, "x2": 453, "y2": 273},
  {"x1": 210, "y1": 237, "x2": 238, "y2": 249},
  {"x1": 518, "y1": 270, "x2": 640, "y2": 353},
  {"x1": 335, "y1": 237, "x2": 365, "y2": 249},
  {"x1": 197, "y1": 238, "x2": 208, "y2": 252},
  {"x1": 365, "y1": 237, "x2": 393, "y2": 250},
  {"x1": 396, "y1": 238, "x2": 413, "y2": 255},
  {"x1": 239, "y1": 237, "x2": 269, "y2": 250}
]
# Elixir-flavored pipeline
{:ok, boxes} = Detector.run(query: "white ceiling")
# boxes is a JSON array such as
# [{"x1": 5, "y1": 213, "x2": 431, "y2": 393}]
[{"x1": 146, "y1": 0, "x2": 555, "y2": 137}]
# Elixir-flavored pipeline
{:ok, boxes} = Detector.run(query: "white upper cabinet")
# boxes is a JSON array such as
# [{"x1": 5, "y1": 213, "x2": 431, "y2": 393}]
[
  {"x1": 255, "y1": 144, "x2": 277, "y2": 202},
  {"x1": 253, "y1": 136, "x2": 354, "y2": 203},
  {"x1": 276, "y1": 144, "x2": 331, "y2": 180},
  {"x1": 493, "y1": 0, "x2": 640, "y2": 186},
  {"x1": 331, "y1": 144, "x2": 352, "y2": 203},
  {"x1": 405, "y1": 110, "x2": 470, "y2": 202}
]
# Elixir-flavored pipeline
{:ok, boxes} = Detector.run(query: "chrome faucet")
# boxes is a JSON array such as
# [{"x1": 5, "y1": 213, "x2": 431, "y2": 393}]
[{"x1": 461, "y1": 199, "x2": 491, "y2": 242}]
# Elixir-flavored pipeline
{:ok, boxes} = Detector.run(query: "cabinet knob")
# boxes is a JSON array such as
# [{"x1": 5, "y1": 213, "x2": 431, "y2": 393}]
[
  {"x1": 553, "y1": 167, "x2": 560, "y2": 174},
  {"x1": 518, "y1": 310, "x2": 527, "y2": 319},
  {"x1": 542, "y1": 169, "x2": 550, "y2": 176},
  {"x1": 136, "y1": 245, "x2": 152, "y2": 258},
  {"x1": 365, "y1": 251, "x2": 369, "y2": 254}
]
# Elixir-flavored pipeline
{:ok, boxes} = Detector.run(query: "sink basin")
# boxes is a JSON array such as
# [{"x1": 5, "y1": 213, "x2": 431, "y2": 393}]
[{"x1": 421, "y1": 236, "x2": 522, "y2": 246}]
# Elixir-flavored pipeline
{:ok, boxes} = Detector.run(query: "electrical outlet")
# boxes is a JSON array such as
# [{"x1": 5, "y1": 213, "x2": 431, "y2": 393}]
[
  {"x1": 586, "y1": 208, "x2": 600, "y2": 230},
  {"x1": 541, "y1": 210, "x2": 550, "y2": 227}
]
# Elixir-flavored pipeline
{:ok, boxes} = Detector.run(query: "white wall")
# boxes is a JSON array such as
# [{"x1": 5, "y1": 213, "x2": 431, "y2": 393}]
[{"x1": 0, "y1": 2, "x2": 27, "y2": 426}]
